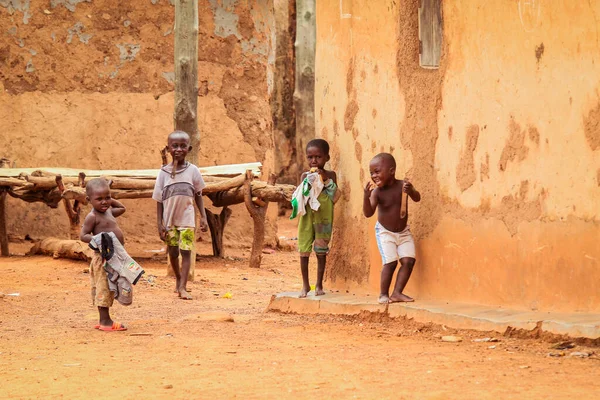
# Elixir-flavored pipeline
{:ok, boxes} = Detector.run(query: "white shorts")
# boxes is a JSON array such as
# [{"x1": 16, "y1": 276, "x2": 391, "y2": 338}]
[{"x1": 375, "y1": 222, "x2": 416, "y2": 265}]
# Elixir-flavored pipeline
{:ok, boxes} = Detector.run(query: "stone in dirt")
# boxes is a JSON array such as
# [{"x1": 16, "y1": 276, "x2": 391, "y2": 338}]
[
  {"x1": 551, "y1": 341, "x2": 575, "y2": 350},
  {"x1": 441, "y1": 336, "x2": 462, "y2": 343},
  {"x1": 184, "y1": 311, "x2": 234, "y2": 322},
  {"x1": 473, "y1": 337, "x2": 499, "y2": 343},
  {"x1": 570, "y1": 351, "x2": 592, "y2": 358}
]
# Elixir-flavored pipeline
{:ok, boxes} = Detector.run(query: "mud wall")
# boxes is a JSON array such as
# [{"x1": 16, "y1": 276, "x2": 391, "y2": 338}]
[
  {"x1": 316, "y1": 0, "x2": 600, "y2": 313},
  {"x1": 0, "y1": 0, "x2": 276, "y2": 246}
]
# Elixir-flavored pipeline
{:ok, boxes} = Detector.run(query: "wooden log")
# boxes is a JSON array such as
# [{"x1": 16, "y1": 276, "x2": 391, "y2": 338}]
[
  {"x1": 0, "y1": 177, "x2": 30, "y2": 187},
  {"x1": 244, "y1": 170, "x2": 269, "y2": 268},
  {"x1": 109, "y1": 178, "x2": 157, "y2": 190},
  {"x1": 25, "y1": 175, "x2": 79, "y2": 189},
  {"x1": 62, "y1": 187, "x2": 153, "y2": 202},
  {"x1": 0, "y1": 163, "x2": 262, "y2": 179},
  {"x1": 202, "y1": 174, "x2": 245, "y2": 194},
  {"x1": 209, "y1": 182, "x2": 295, "y2": 207},
  {"x1": 0, "y1": 189, "x2": 8, "y2": 256},
  {"x1": 206, "y1": 206, "x2": 232, "y2": 257},
  {"x1": 8, "y1": 187, "x2": 63, "y2": 208},
  {"x1": 28, "y1": 238, "x2": 93, "y2": 261}
]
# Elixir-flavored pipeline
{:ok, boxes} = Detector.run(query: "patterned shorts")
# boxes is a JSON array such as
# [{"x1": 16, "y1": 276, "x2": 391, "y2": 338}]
[{"x1": 165, "y1": 227, "x2": 195, "y2": 251}]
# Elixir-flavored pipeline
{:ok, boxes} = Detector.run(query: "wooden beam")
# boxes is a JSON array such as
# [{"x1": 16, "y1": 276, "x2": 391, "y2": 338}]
[
  {"x1": 206, "y1": 206, "x2": 232, "y2": 258},
  {"x1": 174, "y1": 0, "x2": 200, "y2": 165},
  {"x1": 0, "y1": 163, "x2": 262, "y2": 179},
  {"x1": 209, "y1": 181, "x2": 295, "y2": 207},
  {"x1": 243, "y1": 170, "x2": 272, "y2": 268},
  {"x1": 0, "y1": 190, "x2": 8, "y2": 256}
]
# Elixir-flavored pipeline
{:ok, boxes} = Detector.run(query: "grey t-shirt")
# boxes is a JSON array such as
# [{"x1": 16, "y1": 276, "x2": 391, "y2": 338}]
[{"x1": 152, "y1": 163, "x2": 206, "y2": 229}]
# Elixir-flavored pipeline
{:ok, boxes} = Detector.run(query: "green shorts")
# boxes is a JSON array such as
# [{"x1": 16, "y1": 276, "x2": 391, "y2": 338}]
[{"x1": 165, "y1": 227, "x2": 195, "y2": 251}]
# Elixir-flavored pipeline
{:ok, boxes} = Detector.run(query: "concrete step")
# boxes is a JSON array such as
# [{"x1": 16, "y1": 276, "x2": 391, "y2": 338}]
[{"x1": 267, "y1": 292, "x2": 600, "y2": 339}]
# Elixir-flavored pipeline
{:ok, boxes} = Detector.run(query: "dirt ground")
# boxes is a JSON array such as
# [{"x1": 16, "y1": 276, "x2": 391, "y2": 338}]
[{"x1": 1, "y1": 221, "x2": 599, "y2": 399}]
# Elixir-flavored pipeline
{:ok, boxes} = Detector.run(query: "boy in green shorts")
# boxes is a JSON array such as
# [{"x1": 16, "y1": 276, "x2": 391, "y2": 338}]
[
  {"x1": 153, "y1": 131, "x2": 208, "y2": 300},
  {"x1": 291, "y1": 139, "x2": 340, "y2": 298}
]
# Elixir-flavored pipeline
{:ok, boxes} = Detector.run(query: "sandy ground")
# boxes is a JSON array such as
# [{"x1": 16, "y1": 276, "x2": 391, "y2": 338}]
[{"x1": 1, "y1": 236, "x2": 599, "y2": 399}]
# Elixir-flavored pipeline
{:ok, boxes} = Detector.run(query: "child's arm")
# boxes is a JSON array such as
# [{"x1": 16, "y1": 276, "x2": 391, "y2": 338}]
[
  {"x1": 110, "y1": 199, "x2": 126, "y2": 217},
  {"x1": 194, "y1": 193, "x2": 208, "y2": 232},
  {"x1": 80, "y1": 213, "x2": 96, "y2": 243},
  {"x1": 403, "y1": 180, "x2": 421, "y2": 202},
  {"x1": 156, "y1": 203, "x2": 167, "y2": 240},
  {"x1": 363, "y1": 182, "x2": 378, "y2": 217}
]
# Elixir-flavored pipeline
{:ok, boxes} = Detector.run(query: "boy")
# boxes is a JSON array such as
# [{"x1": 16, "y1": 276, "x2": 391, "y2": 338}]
[
  {"x1": 80, "y1": 178, "x2": 127, "y2": 331},
  {"x1": 293, "y1": 139, "x2": 339, "y2": 298},
  {"x1": 363, "y1": 153, "x2": 421, "y2": 304},
  {"x1": 153, "y1": 130, "x2": 208, "y2": 300}
]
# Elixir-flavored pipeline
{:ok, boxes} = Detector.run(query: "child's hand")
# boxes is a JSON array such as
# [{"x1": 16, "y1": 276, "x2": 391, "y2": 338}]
[
  {"x1": 199, "y1": 217, "x2": 209, "y2": 232},
  {"x1": 158, "y1": 226, "x2": 167, "y2": 241},
  {"x1": 364, "y1": 181, "x2": 375, "y2": 197},
  {"x1": 318, "y1": 168, "x2": 328, "y2": 182},
  {"x1": 403, "y1": 178, "x2": 414, "y2": 194}
]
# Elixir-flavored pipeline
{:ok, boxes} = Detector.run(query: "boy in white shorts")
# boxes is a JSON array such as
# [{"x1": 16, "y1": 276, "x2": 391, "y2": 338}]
[{"x1": 363, "y1": 153, "x2": 421, "y2": 304}]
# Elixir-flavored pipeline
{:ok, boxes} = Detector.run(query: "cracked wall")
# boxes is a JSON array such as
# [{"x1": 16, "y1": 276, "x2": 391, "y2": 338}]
[
  {"x1": 0, "y1": 0, "x2": 276, "y2": 246},
  {"x1": 316, "y1": 0, "x2": 600, "y2": 312}
]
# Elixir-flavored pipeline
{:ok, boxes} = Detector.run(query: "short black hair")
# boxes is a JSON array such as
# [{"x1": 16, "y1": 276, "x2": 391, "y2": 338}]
[
  {"x1": 373, "y1": 153, "x2": 396, "y2": 169},
  {"x1": 86, "y1": 178, "x2": 110, "y2": 196},
  {"x1": 168, "y1": 130, "x2": 190, "y2": 142},
  {"x1": 306, "y1": 139, "x2": 330, "y2": 155}
]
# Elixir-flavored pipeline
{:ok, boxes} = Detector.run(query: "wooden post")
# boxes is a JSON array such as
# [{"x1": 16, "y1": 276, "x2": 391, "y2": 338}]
[
  {"x1": 174, "y1": 0, "x2": 200, "y2": 163},
  {"x1": 0, "y1": 189, "x2": 8, "y2": 256},
  {"x1": 205, "y1": 206, "x2": 232, "y2": 257},
  {"x1": 1, "y1": 159, "x2": 10, "y2": 256},
  {"x1": 244, "y1": 170, "x2": 270, "y2": 268},
  {"x1": 294, "y1": 0, "x2": 316, "y2": 173},
  {"x1": 56, "y1": 175, "x2": 81, "y2": 240},
  {"x1": 173, "y1": 0, "x2": 199, "y2": 281}
]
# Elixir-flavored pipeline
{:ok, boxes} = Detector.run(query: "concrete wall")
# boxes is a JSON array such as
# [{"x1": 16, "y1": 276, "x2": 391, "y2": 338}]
[
  {"x1": 0, "y1": 0, "x2": 276, "y2": 245},
  {"x1": 316, "y1": 0, "x2": 600, "y2": 313}
]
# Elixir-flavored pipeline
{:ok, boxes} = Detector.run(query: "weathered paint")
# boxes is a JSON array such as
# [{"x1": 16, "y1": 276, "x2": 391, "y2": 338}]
[
  {"x1": 0, "y1": 0, "x2": 276, "y2": 244},
  {"x1": 316, "y1": 0, "x2": 600, "y2": 312}
]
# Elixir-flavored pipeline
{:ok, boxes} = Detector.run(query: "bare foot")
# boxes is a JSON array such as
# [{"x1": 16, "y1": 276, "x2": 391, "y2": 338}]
[
  {"x1": 299, "y1": 286, "x2": 310, "y2": 298},
  {"x1": 315, "y1": 286, "x2": 326, "y2": 296},
  {"x1": 174, "y1": 278, "x2": 181, "y2": 293},
  {"x1": 378, "y1": 294, "x2": 390, "y2": 304},
  {"x1": 178, "y1": 288, "x2": 193, "y2": 300},
  {"x1": 389, "y1": 293, "x2": 414, "y2": 303}
]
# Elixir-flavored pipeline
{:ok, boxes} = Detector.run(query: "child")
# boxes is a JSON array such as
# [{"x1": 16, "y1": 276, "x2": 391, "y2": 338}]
[
  {"x1": 292, "y1": 139, "x2": 339, "y2": 298},
  {"x1": 80, "y1": 178, "x2": 128, "y2": 331},
  {"x1": 152, "y1": 130, "x2": 208, "y2": 300},
  {"x1": 363, "y1": 153, "x2": 421, "y2": 304}
]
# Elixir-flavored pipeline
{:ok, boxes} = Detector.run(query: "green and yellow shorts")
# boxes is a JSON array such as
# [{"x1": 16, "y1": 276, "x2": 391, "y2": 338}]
[{"x1": 165, "y1": 227, "x2": 195, "y2": 251}]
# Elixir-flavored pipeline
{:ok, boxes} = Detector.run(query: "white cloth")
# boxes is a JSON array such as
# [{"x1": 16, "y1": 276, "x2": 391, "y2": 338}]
[{"x1": 290, "y1": 172, "x2": 324, "y2": 217}]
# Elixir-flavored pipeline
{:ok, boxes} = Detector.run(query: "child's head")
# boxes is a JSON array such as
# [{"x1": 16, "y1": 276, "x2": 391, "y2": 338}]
[
  {"x1": 369, "y1": 153, "x2": 396, "y2": 187},
  {"x1": 86, "y1": 178, "x2": 111, "y2": 213},
  {"x1": 305, "y1": 139, "x2": 330, "y2": 170},
  {"x1": 167, "y1": 130, "x2": 192, "y2": 163}
]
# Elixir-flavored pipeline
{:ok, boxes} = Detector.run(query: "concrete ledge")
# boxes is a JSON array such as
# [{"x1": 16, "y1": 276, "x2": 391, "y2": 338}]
[{"x1": 267, "y1": 292, "x2": 600, "y2": 339}]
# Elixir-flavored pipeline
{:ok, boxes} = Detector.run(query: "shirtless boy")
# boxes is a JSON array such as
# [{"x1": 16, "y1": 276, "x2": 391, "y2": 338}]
[
  {"x1": 80, "y1": 178, "x2": 127, "y2": 331},
  {"x1": 363, "y1": 153, "x2": 421, "y2": 304}
]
